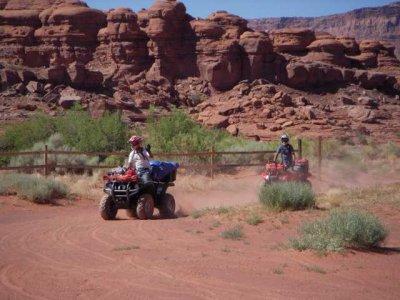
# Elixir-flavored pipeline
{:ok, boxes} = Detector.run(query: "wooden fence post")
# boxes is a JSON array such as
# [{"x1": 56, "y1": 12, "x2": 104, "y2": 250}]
[
  {"x1": 44, "y1": 145, "x2": 49, "y2": 176},
  {"x1": 297, "y1": 138, "x2": 302, "y2": 159},
  {"x1": 317, "y1": 137, "x2": 322, "y2": 180},
  {"x1": 210, "y1": 146, "x2": 215, "y2": 179}
]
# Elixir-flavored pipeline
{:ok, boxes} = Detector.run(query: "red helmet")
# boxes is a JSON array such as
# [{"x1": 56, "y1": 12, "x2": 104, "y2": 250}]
[{"x1": 128, "y1": 135, "x2": 143, "y2": 146}]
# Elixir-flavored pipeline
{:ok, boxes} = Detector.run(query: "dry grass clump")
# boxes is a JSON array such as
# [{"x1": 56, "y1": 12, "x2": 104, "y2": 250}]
[
  {"x1": 0, "y1": 173, "x2": 68, "y2": 204},
  {"x1": 56, "y1": 171, "x2": 104, "y2": 201}
]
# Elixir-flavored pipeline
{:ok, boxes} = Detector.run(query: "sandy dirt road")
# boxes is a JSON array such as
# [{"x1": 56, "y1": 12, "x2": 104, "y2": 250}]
[
  {"x1": 1, "y1": 170, "x2": 400, "y2": 300},
  {"x1": 1, "y1": 185, "x2": 400, "y2": 300}
]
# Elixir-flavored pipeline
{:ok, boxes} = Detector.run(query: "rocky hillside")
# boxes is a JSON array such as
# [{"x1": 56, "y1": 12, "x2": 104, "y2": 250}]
[
  {"x1": 248, "y1": 1, "x2": 400, "y2": 58},
  {"x1": 0, "y1": 0, "x2": 399, "y2": 141}
]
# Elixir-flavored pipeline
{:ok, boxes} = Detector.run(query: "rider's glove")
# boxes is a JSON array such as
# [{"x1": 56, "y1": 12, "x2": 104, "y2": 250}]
[{"x1": 145, "y1": 144, "x2": 151, "y2": 152}]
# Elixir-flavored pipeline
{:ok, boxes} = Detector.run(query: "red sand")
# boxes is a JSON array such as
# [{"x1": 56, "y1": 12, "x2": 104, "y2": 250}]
[{"x1": 0, "y1": 179, "x2": 399, "y2": 299}]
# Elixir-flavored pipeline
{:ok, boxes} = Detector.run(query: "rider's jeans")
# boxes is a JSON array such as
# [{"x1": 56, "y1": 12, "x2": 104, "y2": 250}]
[{"x1": 137, "y1": 168, "x2": 152, "y2": 185}]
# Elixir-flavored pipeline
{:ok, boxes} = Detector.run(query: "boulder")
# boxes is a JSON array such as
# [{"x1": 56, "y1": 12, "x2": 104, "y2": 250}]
[
  {"x1": 59, "y1": 87, "x2": 81, "y2": 109},
  {"x1": 271, "y1": 28, "x2": 315, "y2": 53},
  {"x1": 204, "y1": 115, "x2": 229, "y2": 128},
  {"x1": 26, "y1": 81, "x2": 43, "y2": 94}
]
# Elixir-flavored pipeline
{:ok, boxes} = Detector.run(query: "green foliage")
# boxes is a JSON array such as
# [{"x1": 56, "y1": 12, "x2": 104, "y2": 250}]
[
  {"x1": 56, "y1": 109, "x2": 128, "y2": 152},
  {"x1": 0, "y1": 108, "x2": 129, "y2": 155},
  {"x1": 0, "y1": 173, "x2": 69, "y2": 204},
  {"x1": 219, "y1": 225, "x2": 244, "y2": 240},
  {"x1": 259, "y1": 182, "x2": 315, "y2": 211},
  {"x1": 146, "y1": 108, "x2": 220, "y2": 153},
  {"x1": 291, "y1": 209, "x2": 388, "y2": 253},
  {"x1": 0, "y1": 114, "x2": 56, "y2": 151}
]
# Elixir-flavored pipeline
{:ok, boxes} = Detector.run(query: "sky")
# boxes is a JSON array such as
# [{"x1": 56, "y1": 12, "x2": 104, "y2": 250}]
[{"x1": 85, "y1": 0, "x2": 396, "y2": 18}]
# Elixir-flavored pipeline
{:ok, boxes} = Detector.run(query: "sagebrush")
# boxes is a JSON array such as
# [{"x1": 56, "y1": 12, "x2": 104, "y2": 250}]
[
  {"x1": 291, "y1": 209, "x2": 388, "y2": 253},
  {"x1": 259, "y1": 182, "x2": 315, "y2": 211},
  {"x1": 0, "y1": 173, "x2": 69, "y2": 204}
]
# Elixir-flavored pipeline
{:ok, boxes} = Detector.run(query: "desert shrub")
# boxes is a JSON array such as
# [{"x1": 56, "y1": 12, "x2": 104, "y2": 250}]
[
  {"x1": 0, "y1": 114, "x2": 56, "y2": 151},
  {"x1": 146, "y1": 108, "x2": 281, "y2": 167},
  {"x1": 146, "y1": 108, "x2": 222, "y2": 153},
  {"x1": 1, "y1": 106, "x2": 129, "y2": 156},
  {"x1": 56, "y1": 107, "x2": 128, "y2": 152},
  {"x1": 219, "y1": 225, "x2": 244, "y2": 240},
  {"x1": 291, "y1": 209, "x2": 388, "y2": 253},
  {"x1": 0, "y1": 173, "x2": 68, "y2": 204},
  {"x1": 259, "y1": 182, "x2": 315, "y2": 211}
]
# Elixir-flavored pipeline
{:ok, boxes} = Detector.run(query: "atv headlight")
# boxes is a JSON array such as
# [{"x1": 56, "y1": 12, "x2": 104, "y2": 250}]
[{"x1": 103, "y1": 188, "x2": 113, "y2": 195}]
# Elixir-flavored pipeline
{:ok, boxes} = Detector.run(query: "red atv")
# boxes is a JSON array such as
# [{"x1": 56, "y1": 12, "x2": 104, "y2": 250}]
[{"x1": 261, "y1": 159, "x2": 311, "y2": 185}]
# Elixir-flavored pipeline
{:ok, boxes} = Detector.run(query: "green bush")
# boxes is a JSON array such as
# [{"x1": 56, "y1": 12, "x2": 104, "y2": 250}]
[
  {"x1": 0, "y1": 106, "x2": 129, "y2": 155},
  {"x1": 291, "y1": 209, "x2": 388, "y2": 253},
  {"x1": 0, "y1": 114, "x2": 56, "y2": 151},
  {"x1": 56, "y1": 108, "x2": 128, "y2": 152},
  {"x1": 0, "y1": 173, "x2": 69, "y2": 204},
  {"x1": 259, "y1": 182, "x2": 315, "y2": 211}
]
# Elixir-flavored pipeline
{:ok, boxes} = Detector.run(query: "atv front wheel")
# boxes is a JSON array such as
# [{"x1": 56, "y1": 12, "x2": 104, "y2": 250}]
[
  {"x1": 136, "y1": 193, "x2": 154, "y2": 220},
  {"x1": 159, "y1": 193, "x2": 176, "y2": 218},
  {"x1": 100, "y1": 195, "x2": 118, "y2": 220}
]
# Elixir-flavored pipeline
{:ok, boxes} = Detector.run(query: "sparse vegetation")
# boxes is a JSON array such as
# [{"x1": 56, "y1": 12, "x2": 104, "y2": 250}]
[
  {"x1": 246, "y1": 213, "x2": 263, "y2": 226},
  {"x1": 113, "y1": 245, "x2": 140, "y2": 251},
  {"x1": 219, "y1": 225, "x2": 244, "y2": 240},
  {"x1": 291, "y1": 209, "x2": 388, "y2": 253},
  {"x1": 259, "y1": 182, "x2": 315, "y2": 211},
  {"x1": 191, "y1": 208, "x2": 213, "y2": 219},
  {"x1": 0, "y1": 173, "x2": 69, "y2": 204},
  {"x1": 217, "y1": 206, "x2": 235, "y2": 215},
  {"x1": 304, "y1": 265, "x2": 326, "y2": 274},
  {"x1": 272, "y1": 267, "x2": 284, "y2": 275}
]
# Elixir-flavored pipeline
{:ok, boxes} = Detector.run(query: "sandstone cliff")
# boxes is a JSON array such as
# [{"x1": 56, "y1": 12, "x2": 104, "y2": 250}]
[{"x1": 248, "y1": 1, "x2": 400, "y2": 58}]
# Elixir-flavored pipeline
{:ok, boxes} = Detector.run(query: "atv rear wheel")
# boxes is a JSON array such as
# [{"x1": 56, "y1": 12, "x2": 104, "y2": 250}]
[
  {"x1": 136, "y1": 193, "x2": 154, "y2": 220},
  {"x1": 159, "y1": 193, "x2": 176, "y2": 218},
  {"x1": 100, "y1": 195, "x2": 118, "y2": 220}
]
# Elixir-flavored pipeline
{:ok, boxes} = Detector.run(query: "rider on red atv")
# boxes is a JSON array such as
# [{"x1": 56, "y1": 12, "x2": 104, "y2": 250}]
[
  {"x1": 127, "y1": 136, "x2": 154, "y2": 186},
  {"x1": 274, "y1": 134, "x2": 295, "y2": 170}
]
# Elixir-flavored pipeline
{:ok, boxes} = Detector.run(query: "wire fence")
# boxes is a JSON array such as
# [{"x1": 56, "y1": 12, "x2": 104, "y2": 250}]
[{"x1": 0, "y1": 138, "x2": 317, "y2": 178}]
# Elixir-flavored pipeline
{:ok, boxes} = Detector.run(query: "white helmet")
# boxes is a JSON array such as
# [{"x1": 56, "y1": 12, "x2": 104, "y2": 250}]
[{"x1": 281, "y1": 134, "x2": 289, "y2": 142}]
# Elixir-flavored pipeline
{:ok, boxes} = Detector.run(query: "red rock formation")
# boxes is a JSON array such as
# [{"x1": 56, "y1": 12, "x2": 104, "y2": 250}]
[
  {"x1": 33, "y1": 1, "x2": 105, "y2": 67},
  {"x1": 270, "y1": 28, "x2": 315, "y2": 54},
  {"x1": 144, "y1": 0, "x2": 196, "y2": 82},
  {"x1": 95, "y1": 8, "x2": 150, "y2": 79},
  {"x1": 248, "y1": 1, "x2": 400, "y2": 58}
]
